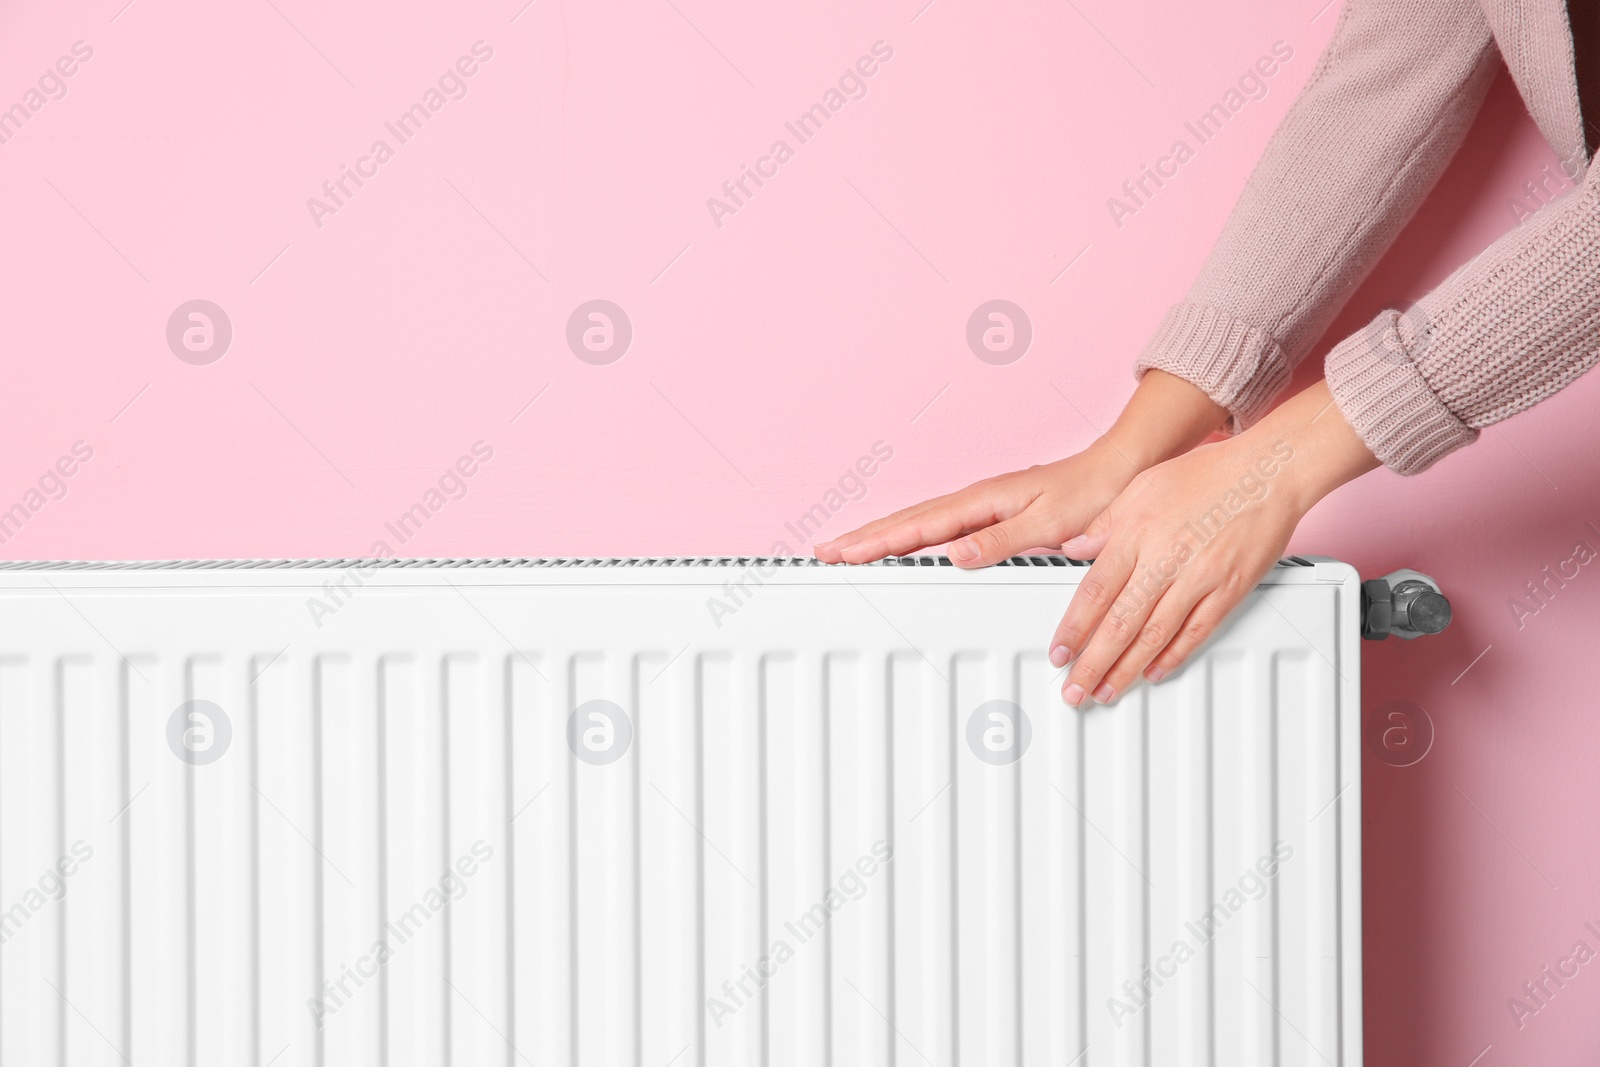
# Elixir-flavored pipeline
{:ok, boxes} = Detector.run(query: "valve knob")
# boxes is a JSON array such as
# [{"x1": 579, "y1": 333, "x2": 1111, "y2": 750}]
[
  {"x1": 1392, "y1": 580, "x2": 1452, "y2": 635},
  {"x1": 1362, "y1": 570, "x2": 1452, "y2": 640}
]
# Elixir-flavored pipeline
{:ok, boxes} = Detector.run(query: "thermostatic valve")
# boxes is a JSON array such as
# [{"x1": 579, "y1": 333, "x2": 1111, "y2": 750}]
[{"x1": 1362, "y1": 568, "x2": 1452, "y2": 640}]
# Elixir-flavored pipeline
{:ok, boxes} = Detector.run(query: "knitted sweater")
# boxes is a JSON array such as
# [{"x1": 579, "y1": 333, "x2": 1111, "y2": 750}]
[{"x1": 1135, "y1": 0, "x2": 1600, "y2": 474}]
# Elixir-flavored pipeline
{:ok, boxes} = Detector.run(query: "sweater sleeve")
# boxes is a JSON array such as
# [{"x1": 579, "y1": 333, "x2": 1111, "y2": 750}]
[
  {"x1": 1325, "y1": 161, "x2": 1600, "y2": 473},
  {"x1": 1134, "y1": 0, "x2": 1500, "y2": 431}
]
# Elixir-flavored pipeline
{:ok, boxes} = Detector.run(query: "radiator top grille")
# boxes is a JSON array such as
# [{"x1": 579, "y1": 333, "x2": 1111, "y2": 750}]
[{"x1": 0, "y1": 555, "x2": 1314, "y2": 571}]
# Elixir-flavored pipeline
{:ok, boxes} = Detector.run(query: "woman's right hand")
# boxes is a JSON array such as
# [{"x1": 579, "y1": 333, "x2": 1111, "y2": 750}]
[{"x1": 814, "y1": 441, "x2": 1142, "y2": 568}]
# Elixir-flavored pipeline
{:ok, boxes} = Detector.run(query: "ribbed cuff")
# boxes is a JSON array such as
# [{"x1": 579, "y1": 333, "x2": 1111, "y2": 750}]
[
  {"x1": 1134, "y1": 303, "x2": 1292, "y2": 433},
  {"x1": 1324, "y1": 311, "x2": 1479, "y2": 475}
]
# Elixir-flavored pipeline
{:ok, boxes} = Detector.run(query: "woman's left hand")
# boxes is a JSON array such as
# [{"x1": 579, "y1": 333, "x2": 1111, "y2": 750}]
[{"x1": 1050, "y1": 433, "x2": 1306, "y2": 706}]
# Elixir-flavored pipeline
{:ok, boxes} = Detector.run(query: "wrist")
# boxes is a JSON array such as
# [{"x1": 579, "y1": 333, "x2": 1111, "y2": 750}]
[
  {"x1": 1099, "y1": 369, "x2": 1231, "y2": 471},
  {"x1": 1238, "y1": 380, "x2": 1380, "y2": 516}
]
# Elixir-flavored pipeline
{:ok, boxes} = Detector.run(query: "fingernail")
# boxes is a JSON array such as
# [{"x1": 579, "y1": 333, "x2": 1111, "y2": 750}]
[
  {"x1": 1049, "y1": 645, "x2": 1070, "y2": 668},
  {"x1": 950, "y1": 539, "x2": 978, "y2": 562},
  {"x1": 1061, "y1": 535, "x2": 1089, "y2": 553},
  {"x1": 1092, "y1": 682, "x2": 1114, "y2": 704},
  {"x1": 1144, "y1": 665, "x2": 1165, "y2": 682},
  {"x1": 816, "y1": 539, "x2": 834, "y2": 551},
  {"x1": 1062, "y1": 683, "x2": 1085, "y2": 707}
]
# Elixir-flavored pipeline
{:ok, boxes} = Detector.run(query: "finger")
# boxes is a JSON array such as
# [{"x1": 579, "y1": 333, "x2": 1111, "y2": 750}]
[
  {"x1": 1048, "y1": 520, "x2": 1134, "y2": 665},
  {"x1": 815, "y1": 505, "x2": 940, "y2": 562},
  {"x1": 834, "y1": 487, "x2": 1035, "y2": 564},
  {"x1": 1060, "y1": 567, "x2": 1166, "y2": 706},
  {"x1": 1094, "y1": 585, "x2": 1205, "y2": 700},
  {"x1": 818, "y1": 481, "x2": 1007, "y2": 562},
  {"x1": 1048, "y1": 543, "x2": 1137, "y2": 684},
  {"x1": 946, "y1": 508, "x2": 1060, "y2": 568},
  {"x1": 1142, "y1": 586, "x2": 1246, "y2": 682},
  {"x1": 1061, "y1": 507, "x2": 1112, "y2": 560},
  {"x1": 814, "y1": 493, "x2": 959, "y2": 561}
]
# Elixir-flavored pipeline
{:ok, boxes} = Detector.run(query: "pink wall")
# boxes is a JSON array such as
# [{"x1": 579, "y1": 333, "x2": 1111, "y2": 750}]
[{"x1": 2, "y1": 0, "x2": 1597, "y2": 1061}]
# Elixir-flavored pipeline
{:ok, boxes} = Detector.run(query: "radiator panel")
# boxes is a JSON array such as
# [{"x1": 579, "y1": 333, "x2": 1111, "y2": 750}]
[{"x1": 0, "y1": 560, "x2": 1361, "y2": 1066}]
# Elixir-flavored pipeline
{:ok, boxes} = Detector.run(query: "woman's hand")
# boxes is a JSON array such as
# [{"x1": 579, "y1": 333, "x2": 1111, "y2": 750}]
[
  {"x1": 1053, "y1": 379, "x2": 1380, "y2": 705},
  {"x1": 815, "y1": 370, "x2": 1230, "y2": 566},
  {"x1": 815, "y1": 441, "x2": 1142, "y2": 567},
  {"x1": 1050, "y1": 436, "x2": 1303, "y2": 704}
]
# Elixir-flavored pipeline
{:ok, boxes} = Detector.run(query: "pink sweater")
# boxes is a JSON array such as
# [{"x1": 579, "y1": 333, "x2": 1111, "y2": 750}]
[{"x1": 1135, "y1": 0, "x2": 1599, "y2": 474}]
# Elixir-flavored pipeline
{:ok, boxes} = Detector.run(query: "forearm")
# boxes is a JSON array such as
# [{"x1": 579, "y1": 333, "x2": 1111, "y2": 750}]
[
  {"x1": 1095, "y1": 369, "x2": 1229, "y2": 472},
  {"x1": 1238, "y1": 378, "x2": 1380, "y2": 516},
  {"x1": 1138, "y1": 0, "x2": 1497, "y2": 431},
  {"x1": 1326, "y1": 163, "x2": 1600, "y2": 474}
]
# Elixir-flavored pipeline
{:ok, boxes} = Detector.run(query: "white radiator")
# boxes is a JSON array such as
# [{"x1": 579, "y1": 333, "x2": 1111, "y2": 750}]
[{"x1": 0, "y1": 556, "x2": 1363, "y2": 1066}]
